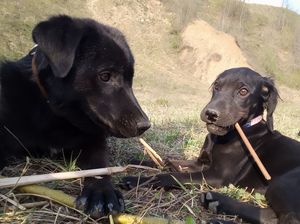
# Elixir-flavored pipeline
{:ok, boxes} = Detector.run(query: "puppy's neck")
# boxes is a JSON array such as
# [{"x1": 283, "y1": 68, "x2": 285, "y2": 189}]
[{"x1": 31, "y1": 53, "x2": 49, "y2": 100}]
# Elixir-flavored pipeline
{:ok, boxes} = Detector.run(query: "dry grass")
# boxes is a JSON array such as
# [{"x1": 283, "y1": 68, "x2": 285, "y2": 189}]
[{"x1": 1, "y1": 158, "x2": 264, "y2": 224}]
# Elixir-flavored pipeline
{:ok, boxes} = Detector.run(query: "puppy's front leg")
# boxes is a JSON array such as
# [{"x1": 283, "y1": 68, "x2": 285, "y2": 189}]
[
  {"x1": 121, "y1": 166, "x2": 227, "y2": 190},
  {"x1": 167, "y1": 134, "x2": 215, "y2": 172},
  {"x1": 76, "y1": 141, "x2": 124, "y2": 218}
]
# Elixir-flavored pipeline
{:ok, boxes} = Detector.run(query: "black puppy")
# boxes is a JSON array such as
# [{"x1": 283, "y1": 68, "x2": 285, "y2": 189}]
[
  {"x1": 122, "y1": 67, "x2": 300, "y2": 224},
  {"x1": 0, "y1": 15, "x2": 150, "y2": 217}
]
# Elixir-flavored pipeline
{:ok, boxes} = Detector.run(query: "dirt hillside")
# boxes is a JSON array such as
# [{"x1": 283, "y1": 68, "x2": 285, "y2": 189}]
[{"x1": 180, "y1": 20, "x2": 251, "y2": 84}]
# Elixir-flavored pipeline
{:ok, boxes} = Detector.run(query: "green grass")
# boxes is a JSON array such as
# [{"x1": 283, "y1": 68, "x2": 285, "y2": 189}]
[
  {"x1": 219, "y1": 184, "x2": 267, "y2": 208},
  {"x1": 0, "y1": 0, "x2": 89, "y2": 60}
]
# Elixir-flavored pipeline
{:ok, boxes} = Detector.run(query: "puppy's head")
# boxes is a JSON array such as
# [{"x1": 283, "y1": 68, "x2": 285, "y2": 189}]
[
  {"x1": 201, "y1": 67, "x2": 278, "y2": 136},
  {"x1": 32, "y1": 15, "x2": 150, "y2": 137}
]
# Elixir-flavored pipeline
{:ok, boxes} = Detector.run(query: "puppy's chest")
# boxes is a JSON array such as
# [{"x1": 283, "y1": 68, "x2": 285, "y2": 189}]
[{"x1": 211, "y1": 140, "x2": 249, "y2": 172}]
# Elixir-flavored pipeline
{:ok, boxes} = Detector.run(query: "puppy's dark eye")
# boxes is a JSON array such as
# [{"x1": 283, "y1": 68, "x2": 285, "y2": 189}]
[
  {"x1": 239, "y1": 88, "x2": 249, "y2": 96},
  {"x1": 98, "y1": 72, "x2": 111, "y2": 82}
]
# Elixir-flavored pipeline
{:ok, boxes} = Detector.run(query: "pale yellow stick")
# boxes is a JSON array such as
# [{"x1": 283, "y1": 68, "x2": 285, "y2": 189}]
[
  {"x1": 17, "y1": 184, "x2": 185, "y2": 224},
  {"x1": 113, "y1": 214, "x2": 185, "y2": 224},
  {"x1": 235, "y1": 123, "x2": 271, "y2": 180},
  {"x1": 139, "y1": 138, "x2": 164, "y2": 168},
  {"x1": 18, "y1": 184, "x2": 76, "y2": 207},
  {"x1": 0, "y1": 165, "x2": 159, "y2": 188}
]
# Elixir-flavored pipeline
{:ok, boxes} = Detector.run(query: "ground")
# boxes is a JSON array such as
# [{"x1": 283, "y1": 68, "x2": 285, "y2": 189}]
[{"x1": 0, "y1": 0, "x2": 300, "y2": 223}]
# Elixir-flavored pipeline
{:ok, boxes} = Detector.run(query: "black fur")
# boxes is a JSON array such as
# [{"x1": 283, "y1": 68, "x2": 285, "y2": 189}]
[
  {"x1": 0, "y1": 15, "x2": 150, "y2": 218},
  {"x1": 122, "y1": 68, "x2": 300, "y2": 224}
]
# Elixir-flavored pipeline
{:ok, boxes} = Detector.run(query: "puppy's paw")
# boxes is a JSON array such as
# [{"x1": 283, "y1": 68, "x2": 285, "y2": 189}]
[
  {"x1": 200, "y1": 192, "x2": 220, "y2": 213},
  {"x1": 200, "y1": 191, "x2": 241, "y2": 216},
  {"x1": 76, "y1": 178, "x2": 124, "y2": 218}
]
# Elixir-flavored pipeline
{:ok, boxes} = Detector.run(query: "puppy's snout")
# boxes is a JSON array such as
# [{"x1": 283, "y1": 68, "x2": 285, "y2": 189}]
[
  {"x1": 205, "y1": 109, "x2": 219, "y2": 122},
  {"x1": 136, "y1": 120, "x2": 151, "y2": 135}
]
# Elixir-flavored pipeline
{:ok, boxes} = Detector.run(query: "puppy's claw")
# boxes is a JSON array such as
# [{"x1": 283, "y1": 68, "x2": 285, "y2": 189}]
[
  {"x1": 206, "y1": 192, "x2": 213, "y2": 200},
  {"x1": 89, "y1": 202, "x2": 104, "y2": 218},
  {"x1": 119, "y1": 198, "x2": 125, "y2": 211}
]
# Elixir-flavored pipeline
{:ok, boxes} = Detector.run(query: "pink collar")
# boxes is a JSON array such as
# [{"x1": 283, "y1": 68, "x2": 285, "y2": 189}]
[{"x1": 243, "y1": 115, "x2": 263, "y2": 128}]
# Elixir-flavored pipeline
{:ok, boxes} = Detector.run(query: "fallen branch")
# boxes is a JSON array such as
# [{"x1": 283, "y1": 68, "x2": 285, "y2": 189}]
[{"x1": 0, "y1": 165, "x2": 159, "y2": 188}]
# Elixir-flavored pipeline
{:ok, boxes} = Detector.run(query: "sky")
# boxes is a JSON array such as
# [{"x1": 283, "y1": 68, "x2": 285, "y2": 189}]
[{"x1": 245, "y1": 0, "x2": 300, "y2": 13}]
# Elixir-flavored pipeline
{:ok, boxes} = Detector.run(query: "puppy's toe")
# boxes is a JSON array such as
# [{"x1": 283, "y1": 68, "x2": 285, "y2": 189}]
[
  {"x1": 105, "y1": 189, "x2": 125, "y2": 214},
  {"x1": 88, "y1": 199, "x2": 105, "y2": 218},
  {"x1": 75, "y1": 195, "x2": 88, "y2": 211},
  {"x1": 200, "y1": 192, "x2": 220, "y2": 213},
  {"x1": 208, "y1": 201, "x2": 220, "y2": 213}
]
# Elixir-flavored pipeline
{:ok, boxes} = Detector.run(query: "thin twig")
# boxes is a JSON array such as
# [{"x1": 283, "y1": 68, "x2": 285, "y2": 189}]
[
  {"x1": 0, "y1": 193, "x2": 26, "y2": 210},
  {"x1": 3, "y1": 126, "x2": 32, "y2": 157},
  {"x1": 139, "y1": 138, "x2": 164, "y2": 168},
  {"x1": 235, "y1": 123, "x2": 271, "y2": 180},
  {"x1": 54, "y1": 206, "x2": 62, "y2": 224},
  {"x1": 20, "y1": 201, "x2": 48, "y2": 209}
]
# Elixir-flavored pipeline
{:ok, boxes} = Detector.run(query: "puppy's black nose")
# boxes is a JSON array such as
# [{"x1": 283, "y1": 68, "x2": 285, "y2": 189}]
[
  {"x1": 137, "y1": 121, "x2": 151, "y2": 135},
  {"x1": 205, "y1": 109, "x2": 219, "y2": 122}
]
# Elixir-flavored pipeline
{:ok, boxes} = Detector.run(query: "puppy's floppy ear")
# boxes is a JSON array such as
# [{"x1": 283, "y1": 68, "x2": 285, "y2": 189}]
[
  {"x1": 32, "y1": 15, "x2": 83, "y2": 78},
  {"x1": 261, "y1": 77, "x2": 279, "y2": 131}
]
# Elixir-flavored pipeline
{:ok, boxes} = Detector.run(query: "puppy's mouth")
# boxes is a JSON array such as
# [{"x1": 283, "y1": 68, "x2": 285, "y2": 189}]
[{"x1": 206, "y1": 123, "x2": 234, "y2": 136}]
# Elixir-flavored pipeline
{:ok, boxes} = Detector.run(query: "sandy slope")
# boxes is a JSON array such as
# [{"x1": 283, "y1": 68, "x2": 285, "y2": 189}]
[{"x1": 180, "y1": 20, "x2": 250, "y2": 84}]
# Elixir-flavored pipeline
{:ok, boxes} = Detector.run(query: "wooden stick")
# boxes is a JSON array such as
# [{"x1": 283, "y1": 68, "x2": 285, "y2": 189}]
[
  {"x1": 0, "y1": 165, "x2": 159, "y2": 188},
  {"x1": 235, "y1": 123, "x2": 271, "y2": 180},
  {"x1": 139, "y1": 138, "x2": 164, "y2": 168}
]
